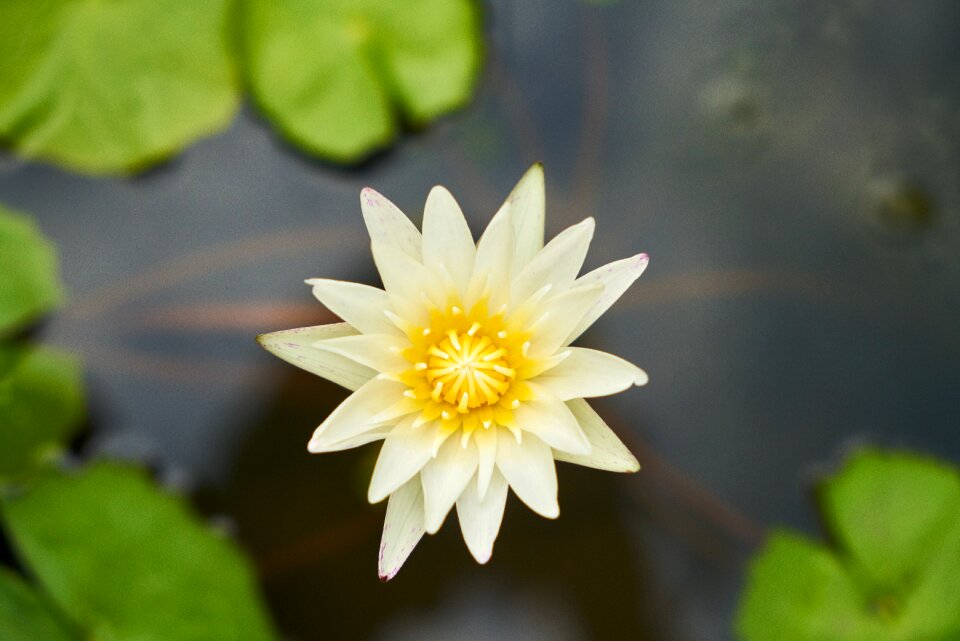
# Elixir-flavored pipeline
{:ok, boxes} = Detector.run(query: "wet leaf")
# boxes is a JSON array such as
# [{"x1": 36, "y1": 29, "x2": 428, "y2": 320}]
[
  {"x1": 1, "y1": 463, "x2": 278, "y2": 641},
  {"x1": 242, "y1": 0, "x2": 483, "y2": 163},
  {"x1": 0, "y1": 0, "x2": 239, "y2": 174},
  {"x1": 736, "y1": 450, "x2": 960, "y2": 641},
  {"x1": 0, "y1": 345, "x2": 84, "y2": 486},
  {"x1": 0, "y1": 567, "x2": 78, "y2": 641},
  {"x1": 0, "y1": 205, "x2": 62, "y2": 336}
]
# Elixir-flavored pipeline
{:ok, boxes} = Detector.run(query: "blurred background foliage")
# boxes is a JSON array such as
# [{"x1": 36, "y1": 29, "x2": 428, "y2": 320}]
[
  {"x1": 0, "y1": 0, "x2": 959, "y2": 639},
  {"x1": 0, "y1": 1, "x2": 240, "y2": 174},
  {"x1": 738, "y1": 451, "x2": 960, "y2": 641},
  {"x1": 0, "y1": 0, "x2": 482, "y2": 172},
  {"x1": 0, "y1": 206, "x2": 278, "y2": 640}
]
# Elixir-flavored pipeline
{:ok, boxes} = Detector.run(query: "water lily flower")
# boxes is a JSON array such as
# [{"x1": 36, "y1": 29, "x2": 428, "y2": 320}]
[{"x1": 259, "y1": 165, "x2": 648, "y2": 580}]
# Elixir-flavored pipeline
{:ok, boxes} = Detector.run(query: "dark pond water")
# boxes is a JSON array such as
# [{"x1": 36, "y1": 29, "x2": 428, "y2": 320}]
[{"x1": 2, "y1": 0, "x2": 959, "y2": 639}]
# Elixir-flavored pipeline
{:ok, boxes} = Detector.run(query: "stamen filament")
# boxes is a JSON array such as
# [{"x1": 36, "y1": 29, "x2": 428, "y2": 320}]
[
  {"x1": 429, "y1": 346, "x2": 450, "y2": 359},
  {"x1": 446, "y1": 330, "x2": 461, "y2": 351},
  {"x1": 493, "y1": 365, "x2": 516, "y2": 378}
]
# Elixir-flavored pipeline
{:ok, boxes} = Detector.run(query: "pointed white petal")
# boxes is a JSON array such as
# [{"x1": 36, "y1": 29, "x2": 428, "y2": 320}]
[
  {"x1": 512, "y1": 218, "x2": 595, "y2": 304},
  {"x1": 423, "y1": 186, "x2": 476, "y2": 296},
  {"x1": 313, "y1": 333, "x2": 410, "y2": 374},
  {"x1": 566, "y1": 253, "x2": 649, "y2": 343},
  {"x1": 360, "y1": 187, "x2": 422, "y2": 261},
  {"x1": 457, "y1": 470, "x2": 509, "y2": 564},
  {"x1": 318, "y1": 425, "x2": 393, "y2": 452},
  {"x1": 307, "y1": 278, "x2": 399, "y2": 336},
  {"x1": 371, "y1": 241, "x2": 444, "y2": 323},
  {"x1": 420, "y1": 436, "x2": 478, "y2": 534},
  {"x1": 307, "y1": 377, "x2": 406, "y2": 452},
  {"x1": 526, "y1": 285, "x2": 604, "y2": 359},
  {"x1": 554, "y1": 399, "x2": 640, "y2": 472},
  {"x1": 495, "y1": 163, "x2": 544, "y2": 273},
  {"x1": 378, "y1": 476, "x2": 425, "y2": 581},
  {"x1": 514, "y1": 386, "x2": 591, "y2": 455},
  {"x1": 468, "y1": 206, "x2": 514, "y2": 309},
  {"x1": 258, "y1": 324, "x2": 376, "y2": 391},
  {"x1": 535, "y1": 347, "x2": 648, "y2": 400},
  {"x1": 474, "y1": 425, "x2": 498, "y2": 499},
  {"x1": 496, "y1": 429, "x2": 559, "y2": 518},
  {"x1": 368, "y1": 420, "x2": 441, "y2": 503}
]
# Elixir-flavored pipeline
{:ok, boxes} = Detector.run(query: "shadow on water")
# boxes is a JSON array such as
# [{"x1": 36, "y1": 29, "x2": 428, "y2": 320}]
[{"x1": 208, "y1": 369, "x2": 671, "y2": 641}]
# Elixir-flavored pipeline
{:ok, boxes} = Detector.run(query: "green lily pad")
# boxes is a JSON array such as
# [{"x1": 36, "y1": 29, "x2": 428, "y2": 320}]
[
  {"x1": 0, "y1": 0, "x2": 239, "y2": 174},
  {"x1": 0, "y1": 344, "x2": 85, "y2": 486},
  {"x1": 736, "y1": 450, "x2": 960, "y2": 641},
  {"x1": 0, "y1": 567, "x2": 78, "y2": 641},
  {"x1": 1, "y1": 462, "x2": 278, "y2": 641},
  {"x1": 0, "y1": 205, "x2": 62, "y2": 337},
  {"x1": 242, "y1": 0, "x2": 483, "y2": 163}
]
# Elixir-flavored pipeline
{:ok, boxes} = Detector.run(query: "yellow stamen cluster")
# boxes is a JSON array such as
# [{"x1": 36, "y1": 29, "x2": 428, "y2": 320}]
[{"x1": 398, "y1": 301, "x2": 533, "y2": 440}]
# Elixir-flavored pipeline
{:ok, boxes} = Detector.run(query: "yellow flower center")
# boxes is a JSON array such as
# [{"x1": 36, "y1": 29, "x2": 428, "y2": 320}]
[
  {"x1": 425, "y1": 327, "x2": 514, "y2": 411},
  {"x1": 398, "y1": 301, "x2": 533, "y2": 437}
]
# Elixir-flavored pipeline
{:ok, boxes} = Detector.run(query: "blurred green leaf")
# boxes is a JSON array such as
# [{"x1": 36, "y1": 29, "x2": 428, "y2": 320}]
[
  {"x1": 242, "y1": 0, "x2": 483, "y2": 163},
  {"x1": 0, "y1": 567, "x2": 78, "y2": 641},
  {"x1": 823, "y1": 452, "x2": 960, "y2": 640},
  {"x1": 0, "y1": 205, "x2": 62, "y2": 336},
  {"x1": 736, "y1": 450, "x2": 960, "y2": 641},
  {"x1": 821, "y1": 451, "x2": 960, "y2": 595},
  {"x1": 737, "y1": 533, "x2": 890, "y2": 641},
  {"x1": 0, "y1": 0, "x2": 239, "y2": 174},
  {"x1": 0, "y1": 344, "x2": 84, "y2": 486},
  {"x1": 1, "y1": 463, "x2": 278, "y2": 641}
]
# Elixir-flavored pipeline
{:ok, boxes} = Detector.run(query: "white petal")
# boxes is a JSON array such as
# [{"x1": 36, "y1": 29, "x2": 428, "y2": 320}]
[
  {"x1": 514, "y1": 385, "x2": 590, "y2": 455},
  {"x1": 554, "y1": 399, "x2": 640, "y2": 472},
  {"x1": 378, "y1": 476, "x2": 425, "y2": 581},
  {"x1": 368, "y1": 420, "x2": 442, "y2": 503},
  {"x1": 257, "y1": 324, "x2": 376, "y2": 391},
  {"x1": 371, "y1": 241, "x2": 445, "y2": 323},
  {"x1": 495, "y1": 163, "x2": 544, "y2": 273},
  {"x1": 369, "y1": 397, "x2": 423, "y2": 424},
  {"x1": 468, "y1": 206, "x2": 514, "y2": 309},
  {"x1": 313, "y1": 333, "x2": 410, "y2": 374},
  {"x1": 496, "y1": 429, "x2": 559, "y2": 518},
  {"x1": 474, "y1": 425, "x2": 498, "y2": 499},
  {"x1": 317, "y1": 425, "x2": 393, "y2": 452},
  {"x1": 526, "y1": 285, "x2": 604, "y2": 359},
  {"x1": 511, "y1": 218, "x2": 594, "y2": 304},
  {"x1": 423, "y1": 186, "x2": 476, "y2": 296},
  {"x1": 420, "y1": 436, "x2": 478, "y2": 534},
  {"x1": 360, "y1": 187, "x2": 422, "y2": 261},
  {"x1": 518, "y1": 350, "x2": 572, "y2": 380},
  {"x1": 534, "y1": 347, "x2": 648, "y2": 400},
  {"x1": 307, "y1": 278, "x2": 398, "y2": 336},
  {"x1": 456, "y1": 470, "x2": 509, "y2": 564},
  {"x1": 566, "y1": 253, "x2": 649, "y2": 343},
  {"x1": 307, "y1": 377, "x2": 406, "y2": 452}
]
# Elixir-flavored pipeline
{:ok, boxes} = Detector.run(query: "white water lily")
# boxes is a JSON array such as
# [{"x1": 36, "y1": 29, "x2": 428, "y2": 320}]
[{"x1": 258, "y1": 165, "x2": 648, "y2": 580}]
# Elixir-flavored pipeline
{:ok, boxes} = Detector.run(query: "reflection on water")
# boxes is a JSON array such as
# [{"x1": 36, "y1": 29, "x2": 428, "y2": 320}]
[
  {"x1": 862, "y1": 176, "x2": 936, "y2": 235},
  {"x1": 1, "y1": 0, "x2": 959, "y2": 639}
]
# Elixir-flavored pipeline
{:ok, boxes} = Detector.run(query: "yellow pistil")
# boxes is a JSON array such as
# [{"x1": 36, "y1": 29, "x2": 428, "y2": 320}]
[
  {"x1": 426, "y1": 329, "x2": 513, "y2": 410},
  {"x1": 400, "y1": 300, "x2": 534, "y2": 438}
]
